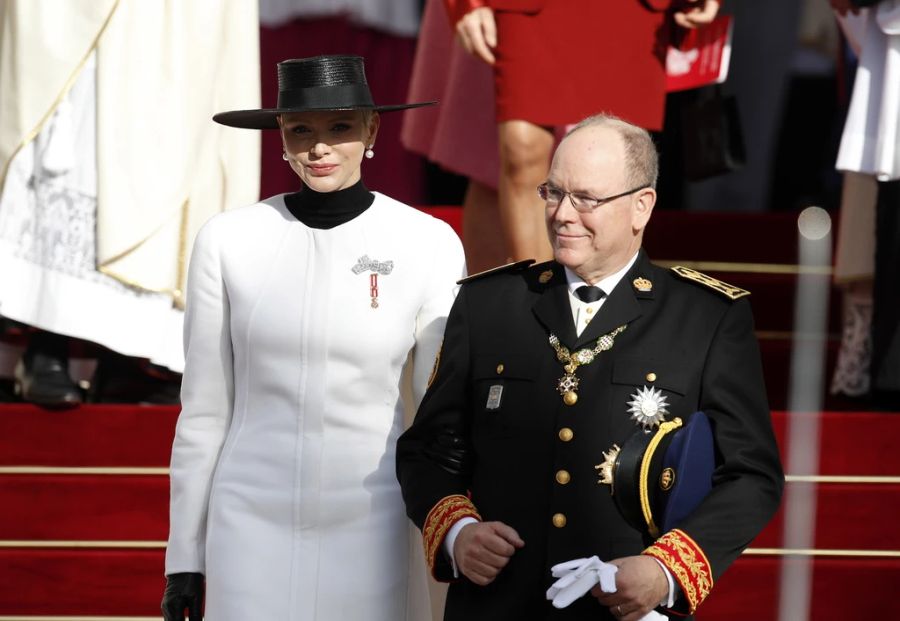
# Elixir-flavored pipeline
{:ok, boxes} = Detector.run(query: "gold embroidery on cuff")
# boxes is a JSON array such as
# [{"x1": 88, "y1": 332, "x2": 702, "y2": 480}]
[
  {"x1": 643, "y1": 528, "x2": 713, "y2": 614},
  {"x1": 423, "y1": 494, "x2": 481, "y2": 577}
]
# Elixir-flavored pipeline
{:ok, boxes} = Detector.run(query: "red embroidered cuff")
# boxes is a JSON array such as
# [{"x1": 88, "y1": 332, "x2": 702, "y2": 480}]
[
  {"x1": 423, "y1": 494, "x2": 481, "y2": 578},
  {"x1": 643, "y1": 529, "x2": 713, "y2": 614}
]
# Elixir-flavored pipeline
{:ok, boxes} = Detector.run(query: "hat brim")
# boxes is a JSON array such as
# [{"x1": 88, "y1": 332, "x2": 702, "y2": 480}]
[{"x1": 213, "y1": 101, "x2": 436, "y2": 129}]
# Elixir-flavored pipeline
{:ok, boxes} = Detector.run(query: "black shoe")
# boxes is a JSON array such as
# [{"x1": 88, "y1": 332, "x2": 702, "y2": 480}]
[
  {"x1": 0, "y1": 378, "x2": 18, "y2": 402},
  {"x1": 14, "y1": 333, "x2": 82, "y2": 409}
]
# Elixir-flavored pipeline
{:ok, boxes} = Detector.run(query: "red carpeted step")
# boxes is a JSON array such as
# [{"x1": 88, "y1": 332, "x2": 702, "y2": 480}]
[
  {"x1": 3, "y1": 550, "x2": 896, "y2": 618},
  {"x1": 644, "y1": 211, "x2": 817, "y2": 265},
  {"x1": 420, "y1": 207, "x2": 816, "y2": 266},
  {"x1": 771, "y1": 411, "x2": 900, "y2": 476},
  {"x1": 720, "y1": 272, "x2": 838, "y2": 334},
  {"x1": 0, "y1": 404, "x2": 178, "y2": 466},
  {"x1": 753, "y1": 482, "x2": 900, "y2": 550},
  {"x1": 696, "y1": 555, "x2": 900, "y2": 620},
  {"x1": 0, "y1": 474, "x2": 168, "y2": 541},
  {"x1": 0, "y1": 549, "x2": 165, "y2": 616},
  {"x1": 2, "y1": 406, "x2": 899, "y2": 617},
  {"x1": 758, "y1": 337, "x2": 840, "y2": 411},
  {"x1": 8, "y1": 475, "x2": 897, "y2": 552}
]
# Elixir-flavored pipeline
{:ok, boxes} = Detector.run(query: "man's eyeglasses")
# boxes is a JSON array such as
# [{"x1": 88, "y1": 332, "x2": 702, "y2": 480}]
[{"x1": 537, "y1": 182, "x2": 649, "y2": 213}]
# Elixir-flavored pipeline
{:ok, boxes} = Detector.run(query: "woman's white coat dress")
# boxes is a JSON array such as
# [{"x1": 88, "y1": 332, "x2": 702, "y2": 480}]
[{"x1": 165, "y1": 193, "x2": 465, "y2": 620}]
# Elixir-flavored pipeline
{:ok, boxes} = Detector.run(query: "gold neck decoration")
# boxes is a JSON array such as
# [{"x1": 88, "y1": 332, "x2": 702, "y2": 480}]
[{"x1": 548, "y1": 325, "x2": 627, "y2": 405}]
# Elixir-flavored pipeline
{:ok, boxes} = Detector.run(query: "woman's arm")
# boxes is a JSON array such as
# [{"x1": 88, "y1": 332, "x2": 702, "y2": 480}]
[
  {"x1": 410, "y1": 222, "x2": 466, "y2": 407},
  {"x1": 443, "y1": 0, "x2": 497, "y2": 64},
  {"x1": 165, "y1": 219, "x2": 235, "y2": 574}
]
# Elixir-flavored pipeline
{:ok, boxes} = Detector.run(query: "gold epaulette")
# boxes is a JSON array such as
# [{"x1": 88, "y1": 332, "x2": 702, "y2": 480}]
[
  {"x1": 670, "y1": 266, "x2": 750, "y2": 301},
  {"x1": 457, "y1": 259, "x2": 535, "y2": 285}
]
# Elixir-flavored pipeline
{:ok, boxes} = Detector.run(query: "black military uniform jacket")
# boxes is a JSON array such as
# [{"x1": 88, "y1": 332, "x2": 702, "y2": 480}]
[{"x1": 397, "y1": 251, "x2": 784, "y2": 620}]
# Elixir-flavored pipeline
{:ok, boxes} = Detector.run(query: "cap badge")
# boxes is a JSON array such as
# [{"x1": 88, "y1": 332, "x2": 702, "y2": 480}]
[
  {"x1": 633, "y1": 277, "x2": 652, "y2": 292},
  {"x1": 660, "y1": 467, "x2": 676, "y2": 491},
  {"x1": 539, "y1": 269, "x2": 554, "y2": 284},
  {"x1": 627, "y1": 385, "x2": 670, "y2": 430}
]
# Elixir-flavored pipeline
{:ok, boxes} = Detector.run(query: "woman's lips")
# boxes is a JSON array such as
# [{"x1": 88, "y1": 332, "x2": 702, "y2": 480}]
[{"x1": 308, "y1": 164, "x2": 337, "y2": 176}]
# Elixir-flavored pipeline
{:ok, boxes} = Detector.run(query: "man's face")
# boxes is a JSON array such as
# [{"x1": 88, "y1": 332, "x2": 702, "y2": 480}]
[{"x1": 544, "y1": 126, "x2": 655, "y2": 283}]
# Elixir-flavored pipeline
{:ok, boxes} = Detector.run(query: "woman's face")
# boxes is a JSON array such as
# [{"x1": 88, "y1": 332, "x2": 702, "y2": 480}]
[{"x1": 278, "y1": 110, "x2": 379, "y2": 193}]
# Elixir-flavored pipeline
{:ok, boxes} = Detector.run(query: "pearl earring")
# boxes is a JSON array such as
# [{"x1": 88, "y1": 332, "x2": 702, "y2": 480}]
[
  {"x1": 365, "y1": 145, "x2": 375, "y2": 159},
  {"x1": 282, "y1": 152, "x2": 289, "y2": 161}
]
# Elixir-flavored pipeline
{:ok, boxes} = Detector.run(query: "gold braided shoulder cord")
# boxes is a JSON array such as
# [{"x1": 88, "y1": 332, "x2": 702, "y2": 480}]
[{"x1": 548, "y1": 325, "x2": 627, "y2": 405}]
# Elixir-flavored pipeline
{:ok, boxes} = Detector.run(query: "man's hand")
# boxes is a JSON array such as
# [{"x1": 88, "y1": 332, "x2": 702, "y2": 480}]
[
  {"x1": 456, "y1": 7, "x2": 497, "y2": 64},
  {"x1": 591, "y1": 556, "x2": 668, "y2": 621},
  {"x1": 453, "y1": 521, "x2": 524, "y2": 585},
  {"x1": 673, "y1": 0, "x2": 721, "y2": 29}
]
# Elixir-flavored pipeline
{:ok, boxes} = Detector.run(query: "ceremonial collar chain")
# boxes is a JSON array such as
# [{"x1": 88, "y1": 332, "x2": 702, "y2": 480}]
[{"x1": 548, "y1": 325, "x2": 627, "y2": 405}]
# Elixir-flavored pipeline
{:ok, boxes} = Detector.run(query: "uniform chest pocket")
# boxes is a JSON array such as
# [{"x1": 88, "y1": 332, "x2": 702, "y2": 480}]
[
  {"x1": 611, "y1": 358, "x2": 689, "y2": 395},
  {"x1": 473, "y1": 354, "x2": 536, "y2": 413},
  {"x1": 610, "y1": 358, "x2": 691, "y2": 434}
]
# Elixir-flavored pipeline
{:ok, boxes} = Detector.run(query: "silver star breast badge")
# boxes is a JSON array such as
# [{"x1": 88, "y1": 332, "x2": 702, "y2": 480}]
[{"x1": 626, "y1": 385, "x2": 670, "y2": 430}]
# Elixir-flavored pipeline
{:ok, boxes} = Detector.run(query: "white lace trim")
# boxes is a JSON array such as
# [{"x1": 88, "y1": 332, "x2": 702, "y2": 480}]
[
  {"x1": 830, "y1": 289, "x2": 872, "y2": 396},
  {"x1": 0, "y1": 51, "x2": 184, "y2": 371}
]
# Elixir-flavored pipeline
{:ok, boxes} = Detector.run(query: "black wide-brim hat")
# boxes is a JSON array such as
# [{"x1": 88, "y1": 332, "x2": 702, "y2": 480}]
[
  {"x1": 213, "y1": 55, "x2": 436, "y2": 130},
  {"x1": 608, "y1": 411, "x2": 715, "y2": 539}
]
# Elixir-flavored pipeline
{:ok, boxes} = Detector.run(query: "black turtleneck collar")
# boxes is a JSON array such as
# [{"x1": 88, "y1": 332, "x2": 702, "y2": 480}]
[{"x1": 284, "y1": 179, "x2": 375, "y2": 229}]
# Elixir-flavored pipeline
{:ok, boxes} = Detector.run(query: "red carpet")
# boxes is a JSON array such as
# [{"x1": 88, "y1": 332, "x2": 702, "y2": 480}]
[{"x1": 1, "y1": 405, "x2": 897, "y2": 618}]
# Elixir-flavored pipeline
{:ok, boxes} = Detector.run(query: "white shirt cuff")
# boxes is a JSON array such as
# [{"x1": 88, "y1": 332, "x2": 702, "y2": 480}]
[
  {"x1": 652, "y1": 558, "x2": 679, "y2": 608},
  {"x1": 443, "y1": 517, "x2": 480, "y2": 578}
]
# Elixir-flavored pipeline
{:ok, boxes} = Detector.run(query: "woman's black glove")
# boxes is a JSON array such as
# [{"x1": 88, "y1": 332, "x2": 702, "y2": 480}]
[
  {"x1": 423, "y1": 429, "x2": 474, "y2": 476},
  {"x1": 161, "y1": 572, "x2": 204, "y2": 621}
]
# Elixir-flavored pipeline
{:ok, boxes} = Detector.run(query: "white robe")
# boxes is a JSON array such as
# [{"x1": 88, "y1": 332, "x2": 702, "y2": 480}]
[
  {"x1": 0, "y1": 0, "x2": 260, "y2": 372},
  {"x1": 165, "y1": 193, "x2": 465, "y2": 620},
  {"x1": 836, "y1": 2, "x2": 900, "y2": 181}
]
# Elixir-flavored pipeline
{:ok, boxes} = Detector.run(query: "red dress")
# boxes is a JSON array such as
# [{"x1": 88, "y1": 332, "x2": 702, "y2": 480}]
[{"x1": 448, "y1": 0, "x2": 671, "y2": 130}]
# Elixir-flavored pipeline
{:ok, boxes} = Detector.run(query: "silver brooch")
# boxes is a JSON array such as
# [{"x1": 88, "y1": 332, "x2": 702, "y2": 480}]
[
  {"x1": 627, "y1": 385, "x2": 670, "y2": 430},
  {"x1": 352, "y1": 255, "x2": 393, "y2": 309},
  {"x1": 352, "y1": 255, "x2": 394, "y2": 275}
]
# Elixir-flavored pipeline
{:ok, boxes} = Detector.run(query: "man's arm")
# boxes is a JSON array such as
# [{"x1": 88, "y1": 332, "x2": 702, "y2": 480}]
[
  {"x1": 642, "y1": 298, "x2": 784, "y2": 615},
  {"x1": 397, "y1": 287, "x2": 488, "y2": 580}
]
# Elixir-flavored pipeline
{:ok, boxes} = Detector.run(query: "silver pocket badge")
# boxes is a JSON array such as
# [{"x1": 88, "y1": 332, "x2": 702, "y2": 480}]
[{"x1": 486, "y1": 384, "x2": 504, "y2": 410}]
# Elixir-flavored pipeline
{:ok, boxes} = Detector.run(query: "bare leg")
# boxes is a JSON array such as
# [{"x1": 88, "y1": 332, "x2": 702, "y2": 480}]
[
  {"x1": 461, "y1": 180, "x2": 506, "y2": 273},
  {"x1": 498, "y1": 120, "x2": 554, "y2": 262}
]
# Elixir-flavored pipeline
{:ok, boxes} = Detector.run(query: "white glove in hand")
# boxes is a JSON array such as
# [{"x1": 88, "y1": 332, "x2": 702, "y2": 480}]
[
  {"x1": 546, "y1": 556, "x2": 617, "y2": 608},
  {"x1": 545, "y1": 556, "x2": 668, "y2": 620}
]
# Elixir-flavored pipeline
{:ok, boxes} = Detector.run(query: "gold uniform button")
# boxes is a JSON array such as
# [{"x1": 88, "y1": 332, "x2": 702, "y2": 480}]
[
  {"x1": 496, "y1": 364, "x2": 505, "y2": 374},
  {"x1": 646, "y1": 372, "x2": 657, "y2": 382},
  {"x1": 552, "y1": 513, "x2": 567, "y2": 528},
  {"x1": 556, "y1": 470, "x2": 571, "y2": 484},
  {"x1": 558, "y1": 427, "x2": 574, "y2": 442}
]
